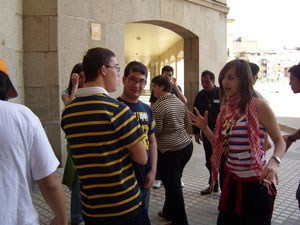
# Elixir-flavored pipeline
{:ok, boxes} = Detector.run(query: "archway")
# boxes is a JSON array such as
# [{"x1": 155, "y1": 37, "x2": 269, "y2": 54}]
[{"x1": 124, "y1": 21, "x2": 199, "y2": 109}]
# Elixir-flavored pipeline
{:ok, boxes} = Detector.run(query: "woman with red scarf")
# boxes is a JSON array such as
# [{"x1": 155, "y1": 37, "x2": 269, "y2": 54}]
[{"x1": 189, "y1": 59, "x2": 285, "y2": 225}]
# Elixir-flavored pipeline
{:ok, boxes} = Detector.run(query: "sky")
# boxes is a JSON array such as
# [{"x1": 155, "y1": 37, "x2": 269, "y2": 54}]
[{"x1": 226, "y1": 0, "x2": 300, "y2": 50}]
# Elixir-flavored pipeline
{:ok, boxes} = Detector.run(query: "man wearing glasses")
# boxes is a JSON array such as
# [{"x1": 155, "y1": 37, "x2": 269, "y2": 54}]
[
  {"x1": 118, "y1": 61, "x2": 157, "y2": 217},
  {"x1": 61, "y1": 48, "x2": 150, "y2": 225}
]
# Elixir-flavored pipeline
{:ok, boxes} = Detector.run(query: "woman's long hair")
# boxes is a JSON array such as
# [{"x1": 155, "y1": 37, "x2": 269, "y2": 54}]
[
  {"x1": 66, "y1": 63, "x2": 83, "y2": 95},
  {"x1": 218, "y1": 59, "x2": 257, "y2": 113}
]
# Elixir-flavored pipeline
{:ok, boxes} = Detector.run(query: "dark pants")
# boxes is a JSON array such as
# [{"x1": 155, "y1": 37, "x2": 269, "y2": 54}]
[
  {"x1": 296, "y1": 180, "x2": 300, "y2": 209},
  {"x1": 202, "y1": 132, "x2": 226, "y2": 190},
  {"x1": 84, "y1": 206, "x2": 150, "y2": 225},
  {"x1": 158, "y1": 142, "x2": 193, "y2": 225},
  {"x1": 217, "y1": 180, "x2": 276, "y2": 225}
]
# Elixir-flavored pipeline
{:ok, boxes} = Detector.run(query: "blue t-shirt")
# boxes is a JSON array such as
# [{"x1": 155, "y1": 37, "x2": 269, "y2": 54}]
[{"x1": 117, "y1": 97, "x2": 156, "y2": 189}]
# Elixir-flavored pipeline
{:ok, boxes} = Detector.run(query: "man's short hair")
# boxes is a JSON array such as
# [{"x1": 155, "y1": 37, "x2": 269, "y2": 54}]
[
  {"x1": 201, "y1": 70, "x2": 215, "y2": 81},
  {"x1": 249, "y1": 62, "x2": 260, "y2": 77},
  {"x1": 161, "y1": 65, "x2": 174, "y2": 75},
  {"x1": 289, "y1": 63, "x2": 300, "y2": 81},
  {"x1": 151, "y1": 75, "x2": 171, "y2": 92},
  {"x1": 124, "y1": 61, "x2": 148, "y2": 78},
  {"x1": 83, "y1": 47, "x2": 115, "y2": 82},
  {"x1": 0, "y1": 71, "x2": 11, "y2": 101}
]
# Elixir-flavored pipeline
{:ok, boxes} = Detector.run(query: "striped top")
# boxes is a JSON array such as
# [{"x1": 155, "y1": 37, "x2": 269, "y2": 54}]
[
  {"x1": 152, "y1": 94, "x2": 191, "y2": 153},
  {"x1": 61, "y1": 88, "x2": 145, "y2": 222},
  {"x1": 225, "y1": 115, "x2": 267, "y2": 178}
]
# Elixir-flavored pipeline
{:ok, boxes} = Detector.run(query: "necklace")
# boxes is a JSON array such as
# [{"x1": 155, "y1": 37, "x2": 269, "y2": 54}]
[{"x1": 206, "y1": 87, "x2": 217, "y2": 108}]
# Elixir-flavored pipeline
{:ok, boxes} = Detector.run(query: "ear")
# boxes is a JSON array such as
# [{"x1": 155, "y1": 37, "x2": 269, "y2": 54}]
[
  {"x1": 122, "y1": 76, "x2": 126, "y2": 85},
  {"x1": 99, "y1": 65, "x2": 106, "y2": 76}
]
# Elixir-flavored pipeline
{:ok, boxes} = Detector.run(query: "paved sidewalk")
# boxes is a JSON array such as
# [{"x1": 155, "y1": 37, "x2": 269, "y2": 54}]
[{"x1": 32, "y1": 132, "x2": 300, "y2": 225}]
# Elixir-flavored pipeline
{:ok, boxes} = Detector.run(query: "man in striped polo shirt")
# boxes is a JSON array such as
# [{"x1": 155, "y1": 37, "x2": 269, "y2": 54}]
[{"x1": 61, "y1": 48, "x2": 149, "y2": 225}]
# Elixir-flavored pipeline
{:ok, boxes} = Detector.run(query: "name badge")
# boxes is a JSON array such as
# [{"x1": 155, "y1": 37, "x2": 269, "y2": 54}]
[
  {"x1": 140, "y1": 113, "x2": 148, "y2": 120},
  {"x1": 214, "y1": 99, "x2": 219, "y2": 103}
]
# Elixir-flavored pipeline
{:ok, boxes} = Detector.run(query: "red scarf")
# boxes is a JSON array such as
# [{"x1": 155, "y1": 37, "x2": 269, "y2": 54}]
[{"x1": 211, "y1": 95, "x2": 262, "y2": 189}]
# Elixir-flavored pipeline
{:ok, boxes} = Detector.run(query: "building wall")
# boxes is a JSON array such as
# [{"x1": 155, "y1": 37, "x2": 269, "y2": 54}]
[
  {"x1": 0, "y1": 0, "x2": 228, "y2": 165},
  {"x1": 0, "y1": 0, "x2": 24, "y2": 104}
]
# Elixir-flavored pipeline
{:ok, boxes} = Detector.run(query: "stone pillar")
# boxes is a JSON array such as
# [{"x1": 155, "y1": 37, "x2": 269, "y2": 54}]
[
  {"x1": 23, "y1": 0, "x2": 64, "y2": 166},
  {"x1": 184, "y1": 37, "x2": 199, "y2": 134},
  {"x1": 184, "y1": 37, "x2": 199, "y2": 111}
]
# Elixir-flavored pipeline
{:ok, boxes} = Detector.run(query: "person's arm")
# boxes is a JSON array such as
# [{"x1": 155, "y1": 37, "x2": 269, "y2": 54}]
[
  {"x1": 257, "y1": 98, "x2": 285, "y2": 184},
  {"x1": 171, "y1": 77, "x2": 187, "y2": 104},
  {"x1": 144, "y1": 133, "x2": 157, "y2": 188},
  {"x1": 36, "y1": 172, "x2": 68, "y2": 225},
  {"x1": 128, "y1": 140, "x2": 147, "y2": 165},
  {"x1": 283, "y1": 129, "x2": 300, "y2": 151},
  {"x1": 192, "y1": 93, "x2": 202, "y2": 144},
  {"x1": 62, "y1": 73, "x2": 80, "y2": 106}
]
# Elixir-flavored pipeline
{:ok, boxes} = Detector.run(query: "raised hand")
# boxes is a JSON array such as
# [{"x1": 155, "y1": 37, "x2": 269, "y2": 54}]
[
  {"x1": 188, "y1": 107, "x2": 208, "y2": 131},
  {"x1": 71, "y1": 73, "x2": 80, "y2": 88}
]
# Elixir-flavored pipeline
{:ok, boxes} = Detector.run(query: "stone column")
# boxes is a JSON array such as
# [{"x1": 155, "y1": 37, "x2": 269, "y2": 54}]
[{"x1": 23, "y1": 0, "x2": 64, "y2": 165}]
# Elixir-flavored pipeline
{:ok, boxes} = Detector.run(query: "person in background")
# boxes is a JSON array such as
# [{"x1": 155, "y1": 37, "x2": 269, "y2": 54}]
[
  {"x1": 152, "y1": 75, "x2": 193, "y2": 225},
  {"x1": 61, "y1": 48, "x2": 149, "y2": 225},
  {"x1": 62, "y1": 63, "x2": 85, "y2": 106},
  {"x1": 193, "y1": 70, "x2": 225, "y2": 195},
  {"x1": 118, "y1": 61, "x2": 157, "y2": 216},
  {"x1": 282, "y1": 63, "x2": 300, "y2": 209},
  {"x1": 151, "y1": 65, "x2": 187, "y2": 189},
  {"x1": 0, "y1": 57, "x2": 67, "y2": 225},
  {"x1": 189, "y1": 59, "x2": 285, "y2": 225},
  {"x1": 61, "y1": 63, "x2": 85, "y2": 225},
  {"x1": 249, "y1": 62, "x2": 271, "y2": 152}
]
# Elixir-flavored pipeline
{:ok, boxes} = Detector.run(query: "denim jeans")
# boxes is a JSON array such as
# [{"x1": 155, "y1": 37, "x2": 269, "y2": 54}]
[
  {"x1": 71, "y1": 171, "x2": 83, "y2": 224},
  {"x1": 141, "y1": 188, "x2": 151, "y2": 212}
]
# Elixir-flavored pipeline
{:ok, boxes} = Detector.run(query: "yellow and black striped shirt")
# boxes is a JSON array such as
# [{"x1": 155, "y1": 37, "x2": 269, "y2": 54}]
[{"x1": 61, "y1": 93, "x2": 145, "y2": 222}]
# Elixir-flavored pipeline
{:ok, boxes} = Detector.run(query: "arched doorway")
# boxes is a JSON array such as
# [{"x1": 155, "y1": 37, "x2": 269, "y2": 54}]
[{"x1": 124, "y1": 21, "x2": 199, "y2": 110}]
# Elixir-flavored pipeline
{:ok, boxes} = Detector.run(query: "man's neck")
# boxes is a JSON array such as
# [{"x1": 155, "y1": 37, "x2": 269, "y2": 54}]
[
  {"x1": 120, "y1": 93, "x2": 139, "y2": 103},
  {"x1": 84, "y1": 81, "x2": 104, "y2": 88}
]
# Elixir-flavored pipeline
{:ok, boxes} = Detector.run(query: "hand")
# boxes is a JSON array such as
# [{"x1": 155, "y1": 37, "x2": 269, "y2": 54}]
[
  {"x1": 144, "y1": 170, "x2": 156, "y2": 189},
  {"x1": 71, "y1": 73, "x2": 80, "y2": 88},
  {"x1": 189, "y1": 107, "x2": 208, "y2": 131},
  {"x1": 260, "y1": 158, "x2": 279, "y2": 185},
  {"x1": 194, "y1": 133, "x2": 202, "y2": 144},
  {"x1": 171, "y1": 77, "x2": 177, "y2": 88},
  {"x1": 282, "y1": 134, "x2": 292, "y2": 151}
]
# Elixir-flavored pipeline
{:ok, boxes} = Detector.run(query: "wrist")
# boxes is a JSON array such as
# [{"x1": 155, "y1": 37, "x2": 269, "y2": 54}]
[{"x1": 271, "y1": 155, "x2": 281, "y2": 166}]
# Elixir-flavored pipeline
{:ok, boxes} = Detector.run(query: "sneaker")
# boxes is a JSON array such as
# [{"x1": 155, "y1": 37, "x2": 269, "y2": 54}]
[
  {"x1": 200, "y1": 185, "x2": 219, "y2": 195},
  {"x1": 181, "y1": 179, "x2": 184, "y2": 188},
  {"x1": 153, "y1": 180, "x2": 162, "y2": 189}
]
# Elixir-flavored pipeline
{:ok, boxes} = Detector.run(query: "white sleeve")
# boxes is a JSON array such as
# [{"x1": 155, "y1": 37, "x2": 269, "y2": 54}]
[{"x1": 30, "y1": 115, "x2": 59, "y2": 181}]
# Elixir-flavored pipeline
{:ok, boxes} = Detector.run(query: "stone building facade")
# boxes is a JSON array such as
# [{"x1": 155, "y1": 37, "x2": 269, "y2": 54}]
[{"x1": 0, "y1": 0, "x2": 228, "y2": 165}]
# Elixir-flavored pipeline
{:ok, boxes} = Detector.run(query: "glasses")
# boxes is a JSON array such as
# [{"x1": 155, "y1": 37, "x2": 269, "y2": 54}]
[
  {"x1": 105, "y1": 65, "x2": 120, "y2": 72},
  {"x1": 128, "y1": 76, "x2": 147, "y2": 86}
]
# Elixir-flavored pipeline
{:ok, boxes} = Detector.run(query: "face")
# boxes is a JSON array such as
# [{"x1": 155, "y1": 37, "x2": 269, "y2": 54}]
[
  {"x1": 151, "y1": 83, "x2": 164, "y2": 98},
  {"x1": 163, "y1": 71, "x2": 173, "y2": 80},
  {"x1": 222, "y1": 67, "x2": 241, "y2": 97},
  {"x1": 201, "y1": 74, "x2": 215, "y2": 92},
  {"x1": 252, "y1": 74, "x2": 258, "y2": 85},
  {"x1": 289, "y1": 73, "x2": 300, "y2": 93},
  {"x1": 104, "y1": 57, "x2": 120, "y2": 92},
  {"x1": 78, "y1": 71, "x2": 85, "y2": 88},
  {"x1": 122, "y1": 71, "x2": 147, "y2": 101}
]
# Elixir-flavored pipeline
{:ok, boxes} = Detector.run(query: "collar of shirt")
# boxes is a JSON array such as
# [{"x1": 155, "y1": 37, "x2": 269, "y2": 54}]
[{"x1": 75, "y1": 87, "x2": 109, "y2": 97}]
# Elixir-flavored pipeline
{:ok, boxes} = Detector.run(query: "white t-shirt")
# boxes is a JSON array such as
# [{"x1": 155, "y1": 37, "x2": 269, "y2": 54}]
[{"x1": 0, "y1": 101, "x2": 59, "y2": 225}]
